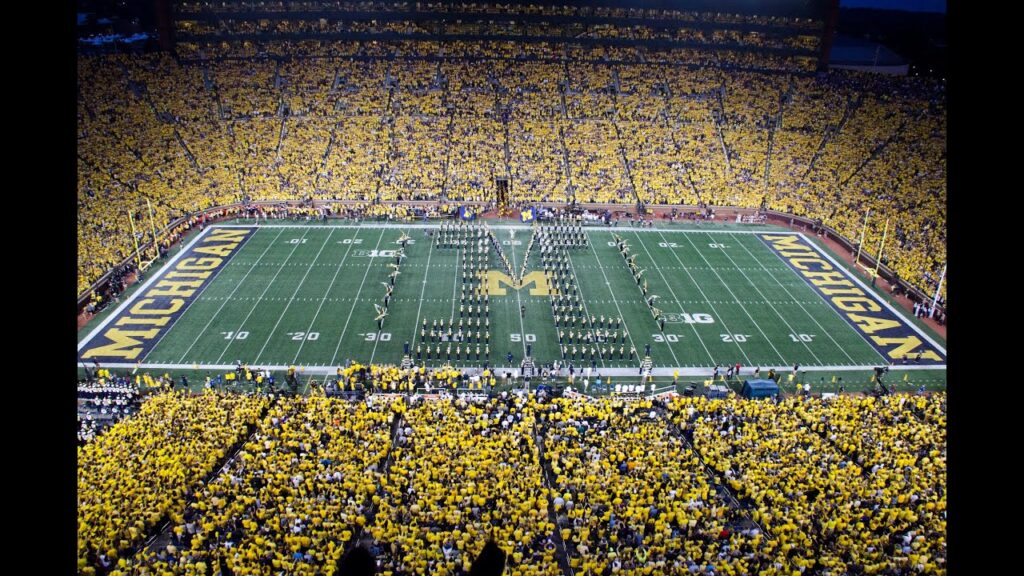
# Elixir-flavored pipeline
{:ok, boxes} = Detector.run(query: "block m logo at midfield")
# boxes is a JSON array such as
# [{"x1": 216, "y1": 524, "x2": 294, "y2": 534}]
[{"x1": 482, "y1": 270, "x2": 552, "y2": 296}]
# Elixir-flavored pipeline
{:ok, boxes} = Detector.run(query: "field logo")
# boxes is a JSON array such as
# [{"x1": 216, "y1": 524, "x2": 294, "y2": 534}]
[
  {"x1": 353, "y1": 249, "x2": 397, "y2": 258},
  {"x1": 483, "y1": 270, "x2": 551, "y2": 296},
  {"x1": 760, "y1": 234, "x2": 945, "y2": 364},
  {"x1": 79, "y1": 227, "x2": 254, "y2": 362}
]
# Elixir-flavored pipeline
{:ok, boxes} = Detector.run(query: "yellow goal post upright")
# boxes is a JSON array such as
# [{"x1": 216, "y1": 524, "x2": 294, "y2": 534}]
[
  {"x1": 853, "y1": 208, "x2": 869, "y2": 268},
  {"x1": 868, "y1": 217, "x2": 890, "y2": 282},
  {"x1": 128, "y1": 208, "x2": 160, "y2": 275}
]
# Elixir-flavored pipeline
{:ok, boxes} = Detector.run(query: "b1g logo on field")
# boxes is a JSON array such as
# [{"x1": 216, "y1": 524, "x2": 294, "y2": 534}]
[
  {"x1": 353, "y1": 249, "x2": 398, "y2": 258},
  {"x1": 662, "y1": 312, "x2": 714, "y2": 324}
]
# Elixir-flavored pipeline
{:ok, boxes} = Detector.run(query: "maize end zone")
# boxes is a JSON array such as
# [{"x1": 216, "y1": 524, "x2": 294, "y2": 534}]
[{"x1": 77, "y1": 219, "x2": 946, "y2": 394}]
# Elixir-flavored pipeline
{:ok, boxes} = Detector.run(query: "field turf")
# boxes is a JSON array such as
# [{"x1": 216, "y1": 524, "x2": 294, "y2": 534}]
[{"x1": 78, "y1": 221, "x2": 946, "y2": 389}]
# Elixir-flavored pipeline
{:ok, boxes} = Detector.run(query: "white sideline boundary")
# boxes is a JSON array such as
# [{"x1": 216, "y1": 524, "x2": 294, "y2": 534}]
[
  {"x1": 213, "y1": 223, "x2": 775, "y2": 233},
  {"x1": 83, "y1": 363, "x2": 945, "y2": 376}
]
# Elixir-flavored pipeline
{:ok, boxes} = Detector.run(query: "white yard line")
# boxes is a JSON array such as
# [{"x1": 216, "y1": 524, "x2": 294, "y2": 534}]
[
  {"x1": 642, "y1": 231, "x2": 754, "y2": 366},
  {"x1": 628, "y1": 232, "x2": 713, "y2": 366},
  {"x1": 672, "y1": 231, "x2": 786, "y2": 366},
  {"x1": 408, "y1": 235, "x2": 435, "y2": 345},
  {"x1": 734, "y1": 234, "x2": 862, "y2": 365},
  {"x1": 707, "y1": 233, "x2": 824, "y2": 365},
  {"x1": 329, "y1": 229, "x2": 387, "y2": 367},
  {"x1": 144, "y1": 230, "x2": 259, "y2": 363},
  {"x1": 449, "y1": 244, "x2": 460, "y2": 321},
  {"x1": 292, "y1": 228, "x2": 363, "y2": 364},
  {"x1": 367, "y1": 244, "x2": 401, "y2": 365},
  {"x1": 563, "y1": 247, "x2": 608, "y2": 369},
  {"x1": 78, "y1": 226, "x2": 219, "y2": 350},
  {"x1": 79, "y1": 223, "x2": 942, "y2": 374},
  {"x1": 213, "y1": 228, "x2": 313, "y2": 364},
  {"x1": 174, "y1": 228, "x2": 286, "y2": 363},
  {"x1": 508, "y1": 232, "x2": 529, "y2": 358},
  {"x1": 586, "y1": 234, "x2": 642, "y2": 366}
]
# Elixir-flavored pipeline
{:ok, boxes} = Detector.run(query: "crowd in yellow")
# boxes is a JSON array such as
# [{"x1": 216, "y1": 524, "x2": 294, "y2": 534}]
[
  {"x1": 123, "y1": 395, "x2": 400, "y2": 575},
  {"x1": 179, "y1": 18, "x2": 816, "y2": 55},
  {"x1": 80, "y1": 33, "x2": 943, "y2": 302},
  {"x1": 77, "y1": 391, "x2": 269, "y2": 573},
  {"x1": 538, "y1": 396, "x2": 742, "y2": 574},
  {"x1": 674, "y1": 393, "x2": 946, "y2": 574},
  {"x1": 372, "y1": 396, "x2": 560, "y2": 575},
  {"x1": 175, "y1": 36, "x2": 815, "y2": 72},
  {"x1": 78, "y1": 388, "x2": 945, "y2": 574},
  {"x1": 330, "y1": 362, "x2": 495, "y2": 393}
]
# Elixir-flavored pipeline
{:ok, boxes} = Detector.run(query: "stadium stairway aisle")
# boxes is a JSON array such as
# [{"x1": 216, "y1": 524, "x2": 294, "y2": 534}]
[
  {"x1": 665, "y1": 411, "x2": 766, "y2": 537},
  {"x1": 137, "y1": 396, "x2": 279, "y2": 561},
  {"x1": 534, "y1": 418, "x2": 576, "y2": 576},
  {"x1": 345, "y1": 409, "x2": 406, "y2": 552}
]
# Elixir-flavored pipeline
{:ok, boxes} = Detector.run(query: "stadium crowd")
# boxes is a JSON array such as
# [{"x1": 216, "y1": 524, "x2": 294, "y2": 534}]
[
  {"x1": 79, "y1": 8, "x2": 944, "y2": 307},
  {"x1": 372, "y1": 395, "x2": 560, "y2": 575},
  {"x1": 78, "y1": 384, "x2": 945, "y2": 575},
  {"x1": 77, "y1": 391, "x2": 269, "y2": 573},
  {"x1": 126, "y1": 396, "x2": 398, "y2": 575},
  {"x1": 676, "y1": 393, "x2": 946, "y2": 574}
]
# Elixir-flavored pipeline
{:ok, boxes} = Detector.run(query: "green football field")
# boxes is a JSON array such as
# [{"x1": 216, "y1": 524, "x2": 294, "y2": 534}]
[{"x1": 78, "y1": 221, "x2": 946, "y2": 381}]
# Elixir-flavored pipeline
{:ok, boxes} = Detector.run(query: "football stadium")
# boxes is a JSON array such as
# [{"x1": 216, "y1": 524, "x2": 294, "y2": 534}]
[{"x1": 77, "y1": 1, "x2": 947, "y2": 574}]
